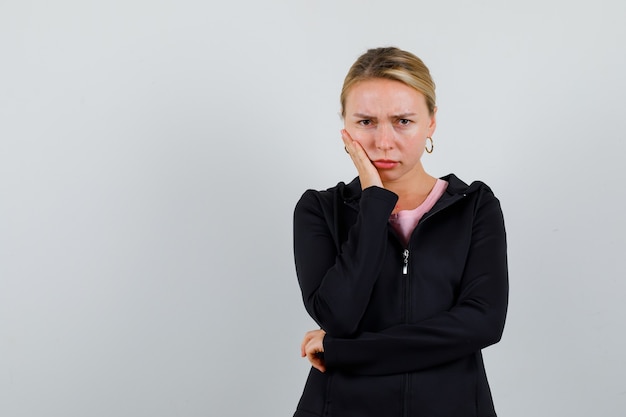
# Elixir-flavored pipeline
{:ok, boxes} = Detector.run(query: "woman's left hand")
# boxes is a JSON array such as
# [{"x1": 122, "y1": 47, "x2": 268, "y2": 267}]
[{"x1": 301, "y1": 329, "x2": 327, "y2": 373}]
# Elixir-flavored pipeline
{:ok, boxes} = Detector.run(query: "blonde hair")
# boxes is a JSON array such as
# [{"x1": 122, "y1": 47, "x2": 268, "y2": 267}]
[{"x1": 340, "y1": 47, "x2": 436, "y2": 116}]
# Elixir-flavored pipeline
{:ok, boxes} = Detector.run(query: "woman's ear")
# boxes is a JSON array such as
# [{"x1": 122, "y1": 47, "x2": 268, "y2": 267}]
[{"x1": 428, "y1": 106, "x2": 437, "y2": 136}]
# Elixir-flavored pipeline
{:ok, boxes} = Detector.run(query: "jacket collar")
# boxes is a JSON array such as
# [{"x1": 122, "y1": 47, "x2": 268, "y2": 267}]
[{"x1": 340, "y1": 173, "x2": 476, "y2": 203}]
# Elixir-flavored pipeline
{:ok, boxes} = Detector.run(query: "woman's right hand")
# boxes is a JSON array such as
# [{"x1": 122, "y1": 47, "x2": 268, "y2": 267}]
[
  {"x1": 301, "y1": 329, "x2": 327, "y2": 373},
  {"x1": 341, "y1": 129, "x2": 383, "y2": 190}
]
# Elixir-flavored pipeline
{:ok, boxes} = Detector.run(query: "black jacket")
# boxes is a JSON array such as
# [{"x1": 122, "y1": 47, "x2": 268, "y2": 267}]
[{"x1": 293, "y1": 174, "x2": 508, "y2": 417}]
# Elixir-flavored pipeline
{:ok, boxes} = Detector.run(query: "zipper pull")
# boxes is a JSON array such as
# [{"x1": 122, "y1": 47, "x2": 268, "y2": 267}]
[{"x1": 402, "y1": 249, "x2": 409, "y2": 275}]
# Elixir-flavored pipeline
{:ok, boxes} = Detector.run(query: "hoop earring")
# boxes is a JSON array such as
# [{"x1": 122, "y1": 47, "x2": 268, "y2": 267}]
[{"x1": 425, "y1": 137, "x2": 434, "y2": 154}]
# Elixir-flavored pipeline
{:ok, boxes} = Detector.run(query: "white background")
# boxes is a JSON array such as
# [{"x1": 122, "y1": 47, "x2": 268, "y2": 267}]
[{"x1": 1, "y1": 1, "x2": 625, "y2": 416}]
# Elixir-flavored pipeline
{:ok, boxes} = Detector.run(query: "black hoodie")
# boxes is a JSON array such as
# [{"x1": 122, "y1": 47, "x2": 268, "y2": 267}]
[{"x1": 293, "y1": 174, "x2": 508, "y2": 417}]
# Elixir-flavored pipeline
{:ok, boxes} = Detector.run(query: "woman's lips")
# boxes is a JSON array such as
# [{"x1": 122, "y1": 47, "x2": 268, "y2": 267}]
[{"x1": 372, "y1": 160, "x2": 398, "y2": 169}]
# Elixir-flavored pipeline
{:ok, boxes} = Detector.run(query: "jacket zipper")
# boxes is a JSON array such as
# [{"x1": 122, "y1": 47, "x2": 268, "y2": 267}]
[
  {"x1": 403, "y1": 374, "x2": 410, "y2": 417},
  {"x1": 402, "y1": 249, "x2": 409, "y2": 275},
  {"x1": 402, "y1": 248, "x2": 410, "y2": 321},
  {"x1": 402, "y1": 247, "x2": 410, "y2": 417}
]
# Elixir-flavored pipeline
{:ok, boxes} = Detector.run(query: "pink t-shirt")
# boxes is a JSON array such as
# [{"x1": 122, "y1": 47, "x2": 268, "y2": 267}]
[{"x1": 388, "y1": 179, "x2": 448, "y2": 246}]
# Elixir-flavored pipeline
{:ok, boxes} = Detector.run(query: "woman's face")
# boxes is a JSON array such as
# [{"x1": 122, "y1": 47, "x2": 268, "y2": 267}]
[{"x1": 343, "y1": 78, "x2": 436, "y2": 184}]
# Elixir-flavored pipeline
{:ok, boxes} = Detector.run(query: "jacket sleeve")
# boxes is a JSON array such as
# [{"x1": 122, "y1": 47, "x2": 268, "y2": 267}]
[
  {"x1": 294, "y1": 185, "x2": 398, "y2": 337},
  {"x1": 322, "y1": 190, "x2": 508, "y2": 375}
]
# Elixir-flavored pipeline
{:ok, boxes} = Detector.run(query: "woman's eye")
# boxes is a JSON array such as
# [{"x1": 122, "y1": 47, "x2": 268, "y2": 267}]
[{"x1": 398, "y1": 119, "x2": 411, "y2": 126}]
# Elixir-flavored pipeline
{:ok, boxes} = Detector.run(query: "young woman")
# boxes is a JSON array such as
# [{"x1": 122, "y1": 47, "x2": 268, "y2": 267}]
[{"x1": 293, "y1": 47, "x2": 508, "y2": 417}]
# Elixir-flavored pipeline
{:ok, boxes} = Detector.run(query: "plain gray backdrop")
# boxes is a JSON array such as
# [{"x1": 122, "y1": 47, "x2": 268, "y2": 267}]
[{"x1": 1, "y1": 1, "x2": 625, "y2": 416}]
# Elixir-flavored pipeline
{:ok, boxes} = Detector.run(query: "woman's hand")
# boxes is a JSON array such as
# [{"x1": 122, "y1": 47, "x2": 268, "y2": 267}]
[
  {"x1": 300, "y1": 329, "x2": 327, "y2": 373},
  {"x1": 341, "y1": 129, "x2": 383, "y2": 190}
]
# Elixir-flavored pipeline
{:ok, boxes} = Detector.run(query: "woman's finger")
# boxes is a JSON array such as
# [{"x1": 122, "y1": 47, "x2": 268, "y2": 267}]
[
  {"x1": 340, "y1": 129, "x2": 383, "y2": 189},
  {"x1": 304, "y1": 331, "x2": 327, "y2": 373},
  {"x1": 300, "y1": 331, "x2": 313, "y2": 357},
  {"x1": 301, "y1": 329, "x2": 325, "y2": 358}
]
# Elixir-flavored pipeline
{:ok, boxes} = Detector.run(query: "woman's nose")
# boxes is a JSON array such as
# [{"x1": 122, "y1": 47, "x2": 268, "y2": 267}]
[{"x1": 375, "y1": 124, "x2": 394, "y2": 150}]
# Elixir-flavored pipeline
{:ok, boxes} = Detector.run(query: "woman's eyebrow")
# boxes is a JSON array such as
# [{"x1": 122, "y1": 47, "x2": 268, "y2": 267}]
[
  {"x1": 392, "y1": 112, "x2": 417, "y2": 118},
  {"x1": 351, "y1": 112, "x2": 418, "y2": 119},
  {"x1": 351, "y1": 113, "x2": 375, "y2": 119}
]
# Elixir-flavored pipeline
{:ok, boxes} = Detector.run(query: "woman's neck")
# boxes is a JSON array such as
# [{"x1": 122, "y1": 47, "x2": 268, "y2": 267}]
[{"x1": 385, "y1": 170, "x2": 437, "y2": 213}]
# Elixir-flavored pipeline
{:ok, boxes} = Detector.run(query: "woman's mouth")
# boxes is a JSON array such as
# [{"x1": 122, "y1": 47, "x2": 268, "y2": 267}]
[{"x1": 372, "y1": 160, "x2": 398, "y2": 169}]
